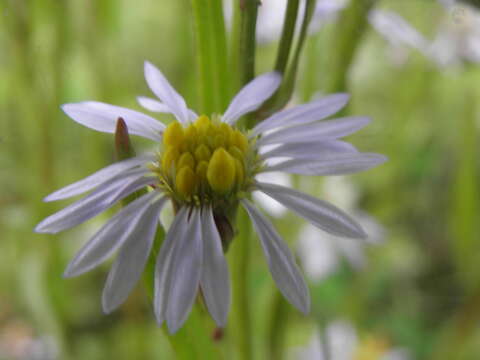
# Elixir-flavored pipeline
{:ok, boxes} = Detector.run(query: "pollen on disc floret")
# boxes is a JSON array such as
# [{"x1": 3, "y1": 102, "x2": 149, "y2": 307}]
[{"x1": 152, "y1": 115, "x2": 257, "y2": 205}]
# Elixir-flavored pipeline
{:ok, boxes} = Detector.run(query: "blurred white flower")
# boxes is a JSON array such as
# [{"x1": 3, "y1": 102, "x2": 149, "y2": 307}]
[
  {"x1": 430, "y1": 2, "x2": 480, "y2": 66},
  {"x1": 369, "y1": 10, "x2": 429, "y2": 52},
  {"x1": 0, "y1": 321, "x2": 58, "y2": 360},
  {"x1": 295, "y1": 320, "x2": 411, "y2": 360},
  {"x1": 295, "y1": 320, "x2": 358, "y2": 360},
  {"x1": 369, "y1": 2, "x2": 480, "y2": 67}
]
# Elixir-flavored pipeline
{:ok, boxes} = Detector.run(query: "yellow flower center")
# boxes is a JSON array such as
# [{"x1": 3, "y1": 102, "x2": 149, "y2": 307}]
[{"x1": 152, "y1": 115, "x2": 257, "y2": 204}]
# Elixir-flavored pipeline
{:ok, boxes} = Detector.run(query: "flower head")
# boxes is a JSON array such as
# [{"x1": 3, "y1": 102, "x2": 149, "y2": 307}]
[{"x1": 36, "y1": 61, "x2": 386, "y2": 333}]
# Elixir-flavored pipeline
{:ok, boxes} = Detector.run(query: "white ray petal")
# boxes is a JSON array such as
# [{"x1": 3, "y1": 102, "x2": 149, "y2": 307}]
[
  {"x1": 241, "y1": 199, "x2": 310, "y2": 314},
  {"x1": 101, "y1": 196, "x2": 165, "y2": 313},
  {"x1": 264, "y1": 153, "x2": 387, "y2": 175},
  {"x1": 62, "y1": 102, "x2": 164, "y2": 141},
  {"x1": 144, "y1": 61, "x2": 190, "y2": 124},
  {"x1": 137, "y1": 96, "x2": 172, "y2": 113},
  {"x1": 251, "y1": 93, "x2": 350, "y2": 136},
  {"x1": 165, "y1": 208, "x2": 203, "y2": 334},
  {"x1": 200, "y1": 206, "x2": 230, "y2": 327},
  {"x1": 35, "y1": 173, "x2": 156, "y2": 234},
  {"x1": 222, "y1": 72, "x2": 281, "y2": 124},
  {"x1": 154, "y1": 207, "x2": 189, "y2": 325},
  {"x1": 258, "y1": 116, "x2": 370, "y2": 145},
  {"x1": 137, "y1": 96, "x2": 198, "y2": 121},
  {"x1": 256, "y1": 182, "x2": 366, "y2": 239},
  {"x1": 44, "y1": 155, "x2": 153, "y2": 202},
  {"x1": 260, "y1": 140, "x2": 357, "y2": 160},
  {"x1": 64, "y1": 192, "x2": 166, "y2": 277}
]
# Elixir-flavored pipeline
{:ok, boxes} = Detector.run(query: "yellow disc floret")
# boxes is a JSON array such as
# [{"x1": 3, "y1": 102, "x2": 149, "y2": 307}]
[
  {"x1": 153, "y1": 115, "x2": 257, "y2": 204},
  {"x1": 163, "y1": 122, "x2": 184, "y2": 148},
  {"x1": 207, "y1": 148, "x2": 236, "y2": 194},
  {"x1": 176, "y1": 166, "x2": 196, "y2": 197}
]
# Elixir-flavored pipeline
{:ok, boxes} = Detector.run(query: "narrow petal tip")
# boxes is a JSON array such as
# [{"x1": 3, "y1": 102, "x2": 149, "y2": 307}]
[
  {"x1": 166, "y1": 316, "x2": 183, "y2": 334},
  {"x1": 101, "y1": 293, "x2": 116, "y2": 315},
  {"x1": 299, "y1": 295, "x2": 311, "y2": 315},
  {"x1": 62, "y1": 267, "x2": 75, "y2": 278},
  {"x1": 34, "y1": 222, "x2": 54, "y2": 234},
  {"x1": 144, "y1": 60, "x2": 154, "y2": 71}
]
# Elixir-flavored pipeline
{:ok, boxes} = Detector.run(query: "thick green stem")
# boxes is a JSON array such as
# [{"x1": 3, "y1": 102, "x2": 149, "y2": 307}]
[
  {"x1": 191, "y1": 0, "x2": 216, "y2": 114},
  {"x1": 325, "y1": 0, "x2": 377, "y2": 93},
  {"x1": 209, "y1": 0, "x2": 230, "y2": 111},
  {"x1": 229, "y1": 4, "x2": 258, "y2": 356},
  {"x1": 191, "y1": 0, "x2": 229, "y2": 114},
  {"x1": 230, "y1": 208, "x2": 253, "y2": 360}
]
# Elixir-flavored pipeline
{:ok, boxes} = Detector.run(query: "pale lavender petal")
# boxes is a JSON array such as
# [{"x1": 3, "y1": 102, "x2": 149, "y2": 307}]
[
  {"x1": 256, "y1": 182, "x2": 366, "y2": 239},
  {"x1": 222, "y1": 72, "x2": 281, "y2": 124},
  {"x1": 200, "y1": 206, "x2": 230, "y2": 327},
  {"x1": 44, "y1": 155, "x2": 153, "y2": 202},
  {"x1": 144, "y1": 61, "x2": 190, "y2": 124},
  {"x1": 137, "y1": 96, "x2": 171, "y2": 113},
  {"x1": 35, "y1": 173, "x2": 156, "y2": 234},
  {"x1": 251, "y1": 93, "x2": 350, "y2": 136},
  {"x1": 62, "y1": 102, "x2": 164, "y2": 141},
  {"x1": 264, "y1": 153, "x2": 387, "y2": 175},
  {"x1": 258, "y1": 116, "x2": 371, "y2": 145},
  {"x1": 64, "y1": 192, "x2": 166, "y2": 277},
  {"x1": 260, "y1": 140, "x2": 357, "y2": 160},
  {"x1": 166, "y1": 208, "x2": 203, "y2": 333},
  {"x1": 101, "y1": 195, "x2": 165, "y2": 313},
  {"x1": 241, "y1": 199, "x2": 310, "y2": 314},
  {"x1": 187, "y1": 109, "x2": 199, "y2": 122},
  {"x1": 154, "y1": 207, "x2": 189, "y2": 325}
]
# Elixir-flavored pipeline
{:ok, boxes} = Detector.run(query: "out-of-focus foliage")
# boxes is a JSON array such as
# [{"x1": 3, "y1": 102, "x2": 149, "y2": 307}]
[{"x1": 1, "y1": 0, "x2": 479, "y2": 359}]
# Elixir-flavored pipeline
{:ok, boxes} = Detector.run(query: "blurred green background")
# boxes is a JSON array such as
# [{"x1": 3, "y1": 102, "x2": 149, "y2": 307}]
[{"x1": 1, "y1": 0, "x2": 479, "y2": 359}]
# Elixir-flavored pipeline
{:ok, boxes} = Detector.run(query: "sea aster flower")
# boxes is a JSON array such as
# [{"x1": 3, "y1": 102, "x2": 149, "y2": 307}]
[{"x1": 35, "y1": 61, "x2": 386, "y2": 333}]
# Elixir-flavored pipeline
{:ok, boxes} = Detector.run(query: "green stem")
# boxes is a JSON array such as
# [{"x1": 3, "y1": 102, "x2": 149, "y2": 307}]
[
  {"x1": 230, "y1": 208, "x2": 253, "y2": 360},
  {"x1": 267, "y1": 292, "x2": 290, "y2": 360},
  {"x1": 191, "y1": 0, "x2": 229, "y2": 114},
  {"x1": 315, "y1": 311, "x2": 331, "y2": 360},
  {"x1": 209, "y1": 0, "x2": 230, "y2": 111},
  {"x1": 449, "y1": 72, "x2": 479, "y2": 289},
  {"x1": 238, "y1": 0, "x2": 259, "y2": 85},
  {"x1": 274, "y1": 0, "x2": 300, "y2": 74},
  {"x1": 301, "y1": 31, "x2": 321, "y2": 101},
  {"x1": 325, "y1": 0, "x2": 378, "y2": 93},
  {"x1": 191, "y1": 0, "x2": 216, "y2": 114},
  {"x1": 228, "y1": 0, "x2": 242, "y2": 94},
  {"x1": 255, "y1": 0, "x2": 317, "y2": 122}
]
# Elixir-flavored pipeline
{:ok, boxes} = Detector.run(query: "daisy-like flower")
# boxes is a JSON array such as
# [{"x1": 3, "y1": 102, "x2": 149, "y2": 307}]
[{"x1": 35, "y1": 61, "x2": 386, "y2": 333}]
